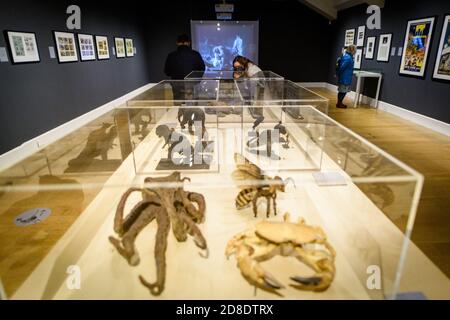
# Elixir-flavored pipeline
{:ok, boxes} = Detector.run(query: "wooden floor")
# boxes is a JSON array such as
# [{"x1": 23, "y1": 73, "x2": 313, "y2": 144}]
[{"x1": 310, "y1": 87, "x2": 450, "y2": 278}]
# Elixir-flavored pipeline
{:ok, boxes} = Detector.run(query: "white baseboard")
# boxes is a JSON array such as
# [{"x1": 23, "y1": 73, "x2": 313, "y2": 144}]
[
  {"x1": 322, "y1": 82, "x2": 450, "y2": 138},
  {"x1": 0, "y1": 83, "x2": 156, "y2": 172}
]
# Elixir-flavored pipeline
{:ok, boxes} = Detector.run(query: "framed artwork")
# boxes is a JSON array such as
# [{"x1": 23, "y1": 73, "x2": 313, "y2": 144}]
[
  {"x1": 77, "y1": 34, "x2": 96, "y2": 61},
  {"x1": 125, "y1": 38, "x2": 134, "y2": 57},
  {"x1": 345, "y1": 29, "x2": 355, "y2": 47},
  {"x1": 365, "y1": 36, "x2": 376, "y2": 59},
  {"x1": 357, "y1": 25, "x2": 366, "y2": 47},
  {"x1": 4, "y1": 30, "x2": 40, "y2": 64},
  {"x1": 115, "y1": 37, "x2": 126, "y2": 58},
  {"x1": 433, "y1": 14, "x2": 450, "y2": 81},
  {"x1": 399, "y1": 16, "x2": 436, "y2": 78},
  {"x1": 377, "y1": 34, "x2": 393, "y2": 62},
  {"x1": 54, "y1": 31, "x2": 78, "y2": 63},
  {"x1": 354, "y1": 49, "x2": 363, "y2": 70},
  {"x1": 95, "y1": 36, "x2": 110, "y2": 60}
]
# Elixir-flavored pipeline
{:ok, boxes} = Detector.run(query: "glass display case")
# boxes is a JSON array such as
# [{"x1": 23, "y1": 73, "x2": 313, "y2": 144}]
[
  {"x1": 0, "y1": 78, "x2": 437, "y2": 301},
  {"x1": 236, "y1": 79, "x2": 330, "y2": 115},
  {"x1": 185, "y1": 70, "x2": 284, "y2": 81}
]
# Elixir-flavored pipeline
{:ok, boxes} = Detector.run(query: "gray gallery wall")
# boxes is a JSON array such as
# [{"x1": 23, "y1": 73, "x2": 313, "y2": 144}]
[
  {"x1": 143, "y1": 0, "x2": 333, "y2": 83},
  {"x1": 0, "y1": 0, "x2": 151, "y2": 154},
  {"x1": 327, "y1": 0, "x2": 450, "y2": 123}
]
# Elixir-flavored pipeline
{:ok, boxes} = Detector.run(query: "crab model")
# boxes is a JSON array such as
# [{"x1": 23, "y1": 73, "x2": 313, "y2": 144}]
[
  {"x1": 109, "y1": 172, "x2": 208, "y2": 296},
  {"x1": 226, "y1": 213, "x2": 336, "y2": 296}
]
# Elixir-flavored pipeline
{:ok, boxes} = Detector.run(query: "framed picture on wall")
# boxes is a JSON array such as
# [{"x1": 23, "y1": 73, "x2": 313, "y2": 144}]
[
  {"x1": 354, "y1": 49, "x2": 363, "y2": 70},
  {"x1": 95, "y1": 35, "x2": 110, "y2": 60},
  {"x1": 365, "y1": 36, "x2": 376, "y2": 59},
  {"x1": 357, "y1": 25, "x2": 366, "y2": 47},
  {"x1": 54, "y1": 31, "x2": 78, "y2": 63},
  {"x1": 399, "y1": 16, "x2": 436, "y2": 78},
  {"x1": 77, "y1": 34, "x2": 96, "y2": 61},
  {"x1": 345, "y1": 29, "x2": 355, "y2": 47},
  {"x1": 4, "y1": 30, "x2": 40, "y2": 64},
  {"x1": 115, "y1": 37, "x2": 126, "y2": 58},
  {"x1": 433, "y1": 14, "x2": 450, "y2": 81},
  {"x1": 377, "y1": 34, "x2": 393, "y2": 62},
  {"x1": 125, "y1": 38, "x2": 134, "y2": 57}
]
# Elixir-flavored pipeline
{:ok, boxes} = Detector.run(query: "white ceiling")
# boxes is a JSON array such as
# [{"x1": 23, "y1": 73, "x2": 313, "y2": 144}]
[{"x1": 298, "y1": 0, "x2": 385, "y2": 20}]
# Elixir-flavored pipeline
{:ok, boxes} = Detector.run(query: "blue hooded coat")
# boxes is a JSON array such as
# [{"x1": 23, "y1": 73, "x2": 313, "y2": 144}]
[{"x1": 337, "y1": 52, "x2": 354, "y2": 86}]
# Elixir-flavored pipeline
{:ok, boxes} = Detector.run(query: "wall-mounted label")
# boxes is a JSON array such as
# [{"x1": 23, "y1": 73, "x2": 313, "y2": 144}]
[
  {"x1": 134, "y1": 47, "x2": 137, "y2": 55},
  {"x1": 217, "y1": 13, "x2": 232, "y2": 20},
  {"x1": 49, "y1": 46, "x2": 56, "y2": 59},
  {"x1": 0, "y1": 47, "x2": 9, "y2": 63},
  {"x1": 391, "y1": 47, "x2": 397, "y2": 56},
  {"x1": 14, "y1": 208, "x2": 52, "y2": 227},
  {"x1": 398, "y1": 47, "x2": 403, "y2": 56},
  {"x1": 112, "y1": 47, "x2": 116, "y2": 56},
  {"x1": 215, "y1": 3, "x2": 234, "y2": 13}
]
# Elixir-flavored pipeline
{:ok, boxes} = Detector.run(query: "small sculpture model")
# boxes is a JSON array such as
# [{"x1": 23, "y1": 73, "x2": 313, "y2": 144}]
[
  {"x1": 156, "y1": 125, "x2": 194, "y2": 163},
  {"x1": 247, "y1": 122, "x2": 290, "y2": 159},
  {"x1": 226, "y1": 213, "x2": 336, "y2": 295},
  {"x1": 232, "y1": 153, "x2": 294, "y2": 218},
  {"x1": 109, "y1": 172, "x2": 208, "y2": 296},
  {"x1": 67, "y1": 123, "x2": 117, "y2": 168},
  {"x1": 129, "y1": 109, "x2": 152, "y2": 135},
  {"x1": 177, "y1": 107, "x2": 207, "y2": 138}
]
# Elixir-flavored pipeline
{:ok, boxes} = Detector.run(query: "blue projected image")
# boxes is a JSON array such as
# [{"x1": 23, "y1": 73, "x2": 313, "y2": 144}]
[{"x1": 191, "y1": 21, "x2": 259, "y2": 71}]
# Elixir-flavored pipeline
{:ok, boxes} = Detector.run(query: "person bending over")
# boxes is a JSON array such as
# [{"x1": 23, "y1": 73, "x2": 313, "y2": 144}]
[{"x1": 233, "y1": 55, "x2": 263, "y2": 79}]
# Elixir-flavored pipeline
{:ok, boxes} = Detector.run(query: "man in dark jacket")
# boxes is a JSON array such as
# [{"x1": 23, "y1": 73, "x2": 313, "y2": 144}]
[
  {"x1": 336, "y1": 45, "x2": 356, "y2": 109},
  {"x1": 164, "y1": 34, "x2": 205, "y2": 80}
]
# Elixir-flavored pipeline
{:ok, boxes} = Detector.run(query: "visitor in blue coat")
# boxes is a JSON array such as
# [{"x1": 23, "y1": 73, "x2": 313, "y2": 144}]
[{"x1": 336, "y1": 45, "x2": 356, "y2": 109}]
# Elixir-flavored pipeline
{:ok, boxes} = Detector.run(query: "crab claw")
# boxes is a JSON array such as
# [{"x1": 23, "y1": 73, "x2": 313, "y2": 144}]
[
  {"x1": 290, "y1": 274, "x2": 332, "y2": 292},
  {"x1": 237, "y1": 253, "x2": 285, "y2": 291},
  {"x1": 290, "y1": 276, "x2": 322, "y2": 286}
]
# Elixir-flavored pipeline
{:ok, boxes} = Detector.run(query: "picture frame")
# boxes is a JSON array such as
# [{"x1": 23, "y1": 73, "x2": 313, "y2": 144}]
[
  {"x1": 77, "y1": 34, "x2": 96, "y2": 61},
  {"x1": 433, "y1": 14, "x2": 450, "y2": 81},
  {"x1": 354, "y1": 49, "x2": 363, "y2": 70},
  {"x1": 4, "y1": 30, "x2": 40, "y2": 64},
  {"x1": 377, "y1": 33, "x2": 393, "y2": 62},
  {"x1": 345, "y1": 29, "x2": 355, "y2": 47},
  {"x1": 125, "y1": 38, "x2": 134, "y2": 57},
  {"x1": 357, "y1": 25, "x2": 366, "y2": 47},
  {"x1": 365, "y1": 36, "x2": 376, "y2": 60},
  {"x1": 115, "y1": 37, "x2": 126, "y2": 58},
  {"x1": 399, "y1": 16, "x2": 436, "y2": 78},
  {"x1": 95, "y1": 35, "x2": 110, "y2": 60},
  {"x1": 54, "y1": 31, "x2": 79, "y2": 63}
]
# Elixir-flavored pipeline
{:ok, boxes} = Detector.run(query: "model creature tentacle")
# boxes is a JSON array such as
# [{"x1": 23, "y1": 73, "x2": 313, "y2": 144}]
[
  {"x1": 114, "y1": 187, "x2": 143, "y2": 234},
  {"x1": 110, "y1": 172, "x2": 207, "y2": 296}
]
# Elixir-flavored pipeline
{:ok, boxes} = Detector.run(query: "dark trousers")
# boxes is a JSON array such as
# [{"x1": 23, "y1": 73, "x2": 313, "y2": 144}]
[{"x1": 337, "y1": 92, "x2": 347, "y2": 104}]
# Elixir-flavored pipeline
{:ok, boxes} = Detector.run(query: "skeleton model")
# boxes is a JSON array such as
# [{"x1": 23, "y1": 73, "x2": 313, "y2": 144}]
[
  {"x1": 177, "y1": 107, "x2": 207, "y2": 138},
  {"x1": 68, "y1": 123, "x2": 117, "y2": 167},
  {"x1": 156, "y1": 125, "x2": 194, "y2": 163},
  {"x1": 109, "y1": 172, "x2": 208, "y2": 296},
  {"x1": 247, "y1": 122, "x2": 290, "y2": 159},
  {"x1": 232, "y1": 153, "x2": 294, "y2": 218},
  {"x1": 226, "y1": 213, "x2": 336, "y2": 296},
  {"x1": 129, "y1": 109, "x2": 152, "y2": 135}
]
